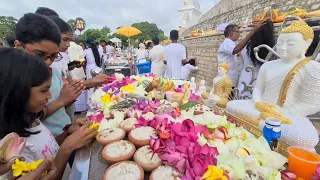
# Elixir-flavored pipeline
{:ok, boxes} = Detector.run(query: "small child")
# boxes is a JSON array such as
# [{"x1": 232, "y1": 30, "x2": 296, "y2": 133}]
[
  {"x1": 0, "y1": 48, "x2": 97, "y2": 180},
  {"x1": 181, "y1": 58, "x2": 199, "y2": 80}
]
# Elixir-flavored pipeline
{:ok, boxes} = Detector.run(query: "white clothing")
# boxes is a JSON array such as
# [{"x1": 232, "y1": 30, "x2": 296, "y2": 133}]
[
  {"x1": 164, "y1": 43, "x2": 187, "y2": 79},
  {"x1": 218, "y1": 38, "x2": 239, "y2": 87},
  {"x1": 68, "y1": 42, "x2": 86, "y2": 80},
  {"x1": 0, "y1": 120, "x2": 71, "y2": 180},
  {"x1": 22, "y1": 120, "x2": 59, "y2": 163},
  {"x1": 181, "y1": 64, "x2": 199, "y2": 80},
  {"x1": 50, "y1": 52, "x2": 69, "y2": 75},
  {"x1": 98, "y1": 45, "x2": 104, "y2": 56},
  {"x1": 149, "y1": 45, "x2": 166, "y2": 77},
  {"x1": 85, "y1": 48, "x2": 102, "y2": 104},
  {"x1": 238, "y1": 47, "x2": 261, "y2": 97},
  {"x1": 106, "y1": 45, "x2": 113, "y2": 55},
  {"x1": 136, "y1": 49, "x2": 149, "y2": 60}
]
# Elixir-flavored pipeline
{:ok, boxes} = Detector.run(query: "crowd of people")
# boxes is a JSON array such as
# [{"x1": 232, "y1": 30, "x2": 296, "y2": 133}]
[
  {"x1": 0, "y1": 7, "x2": 109, "y2": 180},
  {"x1": 134, "y1": 30, "x2": 199, "y2": 80}
]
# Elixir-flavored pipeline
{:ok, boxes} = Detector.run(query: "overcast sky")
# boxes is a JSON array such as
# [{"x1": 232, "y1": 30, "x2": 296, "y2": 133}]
[{"x1": 1, "y1": 0, "x2": 219, "y2": 35}]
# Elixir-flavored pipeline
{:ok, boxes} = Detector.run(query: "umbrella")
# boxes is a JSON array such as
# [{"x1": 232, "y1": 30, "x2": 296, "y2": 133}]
[
  {"x1": 116, "y1": 26, "x2": 142, "y2": 37},
  {"x1": 145, "y1": 40, "x2": 152, "y2": 44}
]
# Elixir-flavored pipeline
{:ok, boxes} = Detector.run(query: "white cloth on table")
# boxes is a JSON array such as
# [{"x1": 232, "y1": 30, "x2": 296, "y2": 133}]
[
  {"x1": 164, "y1": 43, "x2": 186, "y2": 79},
  {"x1": 238, "y1": 47, "x2": 261, "y2": 97},
  {"x1": 218, "y1": 38, "x2": 238, "y2": 87},
  {"x1": 149, "y1": 44, "x2": 166, "y2": 77},
  {"x1": 181, "y1": 64, "x2": 199, "y2": 80}
]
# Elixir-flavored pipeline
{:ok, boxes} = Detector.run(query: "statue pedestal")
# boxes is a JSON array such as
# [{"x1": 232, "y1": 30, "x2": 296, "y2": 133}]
[{"x1": 212, "y1": 105, "x2": 290, "y2": 157}]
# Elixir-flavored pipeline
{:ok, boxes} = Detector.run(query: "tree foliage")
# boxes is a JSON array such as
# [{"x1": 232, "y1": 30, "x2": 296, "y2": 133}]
[
  {"x1": 0, "y1": 16, "x2": 17, "y2": 39},
  {"x1": 79, "y1": 26, "x2": 111, "y2": 42},
  {"x1": 67, "y1": 19, "x2": 77, "y2": 32}
]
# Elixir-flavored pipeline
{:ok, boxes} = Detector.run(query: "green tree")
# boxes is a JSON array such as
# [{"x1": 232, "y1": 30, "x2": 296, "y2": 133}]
[
  {"x1": 0, "y1": 16, "x2": 17, "y2": 39},
  {"x1": 67, "y1": 19, "x2": 77, "y2": 32},
  {"x1": 79, "y1": 26, "x2": 112, "y2": 42},
  {"x1": 131, "y1": 22, "x2": 167, "y2": 47}
]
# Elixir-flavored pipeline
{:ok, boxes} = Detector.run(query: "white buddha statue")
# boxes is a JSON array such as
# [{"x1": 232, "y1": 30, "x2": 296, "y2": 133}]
[
  {"x1": 226, "y1": 21, "x2": 320, "y2": 150},
  {"x1": 209, "y1": 62, "x2": 233, "y2": 108},
  {"x1": 190, "y1": 77, "x2": 197, "y2": 93},
  {"x1": 198, "y1": 80, "x2": 206, "y2": 95}
]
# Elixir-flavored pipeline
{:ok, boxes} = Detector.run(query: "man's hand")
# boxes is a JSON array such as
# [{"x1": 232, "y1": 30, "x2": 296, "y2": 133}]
[
  {"x1": 57, "y1": 80, "x2": 86, "y2": 106},
  {"x1": 252, "y1": 20, "x2": 266, "y2": 33},
  {"x1": 92, "y1": 73, "x2": 109, "y2": 85}
]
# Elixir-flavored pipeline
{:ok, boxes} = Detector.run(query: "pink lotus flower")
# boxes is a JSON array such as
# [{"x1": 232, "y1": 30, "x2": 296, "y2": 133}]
[
  {"x1": 135, "y1": 117, "x2": 152, "y2": 127},
  {"x1": 185, "y1": 144, "x2": 218, "y2": 180},
  {"x1": 189, "y1": 94, "x2": 201, "y2": 102},
  {"x1": 155, "y1": 118, "x2": 173, "y2": 139},
  {"x1": 149, "y1": 136, "x2": 166, "y2": 157},
  {"x1": 213, "y1": 127, "x2": 229, "y2": 141},
  {"x1": 0, "y1": 133, "x2": 26, "y2": 162},
  {"x1": 280, "y1": 170, "x2": 297, "y2": 180},
  {"x1": 148, "y1": 100, "x2": 161, "y2": 109},
  {"x1": 88, "y1": 112, "x2": 104, "y2": 123},
  {"x1": 313, "y1": 165, "x2": 320, "y2": 179},
  {"x1": 127, "y1": 109, "x2": 142, "y2": 119}
]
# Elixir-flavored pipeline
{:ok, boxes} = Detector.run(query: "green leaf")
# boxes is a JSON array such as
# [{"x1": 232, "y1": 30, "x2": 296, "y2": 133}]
[{"x1": 181, "y1": 102, "x2": 199, "y2": 110}]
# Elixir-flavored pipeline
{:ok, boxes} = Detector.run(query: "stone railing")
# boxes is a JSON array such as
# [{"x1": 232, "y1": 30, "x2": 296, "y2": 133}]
[{"x1": 182, "y1": 0, "x2": 320, "y2": 37}]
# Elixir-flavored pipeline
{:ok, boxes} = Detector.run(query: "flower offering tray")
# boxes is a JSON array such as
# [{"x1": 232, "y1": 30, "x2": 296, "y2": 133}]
[
  {"x1": 212, "y1": 105, "x2": 290, "y2": 157},
  {"x1": 70, "y1": 141, "x2": 151, "y2": 180}
]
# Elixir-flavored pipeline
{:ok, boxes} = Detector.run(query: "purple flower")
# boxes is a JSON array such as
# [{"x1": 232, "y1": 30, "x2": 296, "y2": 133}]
[
  {"x1": 103, "y1": 85, "x2": 111, "y2": 92},
  {"x1": 136, "y1": 101, "x2": 148, "y2": 110}
]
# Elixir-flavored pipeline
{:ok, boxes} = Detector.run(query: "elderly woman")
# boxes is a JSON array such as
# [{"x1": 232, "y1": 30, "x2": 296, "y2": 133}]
[{"x1": 136, "y1": 43, "x2": 149, "y2": 63}]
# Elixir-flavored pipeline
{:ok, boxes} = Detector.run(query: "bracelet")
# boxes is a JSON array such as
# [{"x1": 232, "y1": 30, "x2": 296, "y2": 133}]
[{"x1": 63, "y1": 124, "x2": 72, "y2": 135}]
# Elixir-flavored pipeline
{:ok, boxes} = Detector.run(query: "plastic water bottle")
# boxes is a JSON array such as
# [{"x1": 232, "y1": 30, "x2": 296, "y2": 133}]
[{"x1": 263, "y1": 118, "x2": 281, "y2": 151}]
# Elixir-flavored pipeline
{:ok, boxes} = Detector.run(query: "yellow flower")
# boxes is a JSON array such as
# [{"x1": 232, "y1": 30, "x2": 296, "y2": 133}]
[
  {"x1": 120, "y1": 84, "x2": 134, "y2": 93},
  {"x1": 86, "y1": 122, "x2": 101, "y2": 133},
  {"x1": 12, "y1": 159, "x2": 44, "y2": 177},
  {"x1": 201, "y1": 166, "x2": 228, "y2": 180},
  {"x1": 135, "y1": 77, "x2": 142, "y2": 83},
  {"x1": 101, "y1": 94, "x2": 113, "y2": 105}
]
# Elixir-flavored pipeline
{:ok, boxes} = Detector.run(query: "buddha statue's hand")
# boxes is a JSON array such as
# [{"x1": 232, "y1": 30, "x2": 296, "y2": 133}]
[{"x1": 255, "y1": 102, "x2": 277, "y2": 113}]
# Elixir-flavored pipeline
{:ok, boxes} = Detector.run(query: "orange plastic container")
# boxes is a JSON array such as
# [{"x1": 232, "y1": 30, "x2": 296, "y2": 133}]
[{"x1": 288, "y1": 146, "x2": 320, "y2": 179}]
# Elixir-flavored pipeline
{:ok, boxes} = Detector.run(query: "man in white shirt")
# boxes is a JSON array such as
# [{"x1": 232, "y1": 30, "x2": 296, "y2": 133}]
[
  {"x1": 164, "y1": 30, "x2": 187, "y2": 79},
  {"x1": 148, "y1": 36, "x2": 165, "y2": 77},
  {"x1": 106, "y1": 41, "x2": 113, "y2": 55},
  {"x1": 218, "y1": 23, "x2": 263, "y2": 87}
]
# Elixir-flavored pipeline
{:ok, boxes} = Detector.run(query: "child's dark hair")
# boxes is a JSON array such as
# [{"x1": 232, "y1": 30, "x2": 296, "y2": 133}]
[
  {"x1": 35, "y1": 7, "x2": 59, "y2": 17},
  {"x1": 186, "y1": 58, "x2": 196, "y2": 66},
  {"x1": 0, "y1": 48, "x2": 52, "y2": 138},
  {"x1": 5, "y1": 34, "x2": 16, "y2": 47},
  {"x1": 15, "y1": 13, "x2": 61, "y2": 46},
  {"x1": 48, "y1": 16, "x2": 72, "y2": 34}
]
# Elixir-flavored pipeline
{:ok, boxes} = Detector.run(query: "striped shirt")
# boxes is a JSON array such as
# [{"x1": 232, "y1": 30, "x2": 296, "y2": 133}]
[{"x1": 42, "y1": 68, "x2": 71, "y2": 137}]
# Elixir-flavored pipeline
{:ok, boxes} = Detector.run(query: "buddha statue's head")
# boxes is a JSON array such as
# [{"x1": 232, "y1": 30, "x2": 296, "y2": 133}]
[
  {"x1": 218, "y1": 62, "x2": 230, "y2": 76},
  {"x1": 277, "y1": 21, "x2": 314, "y2": 61}
]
